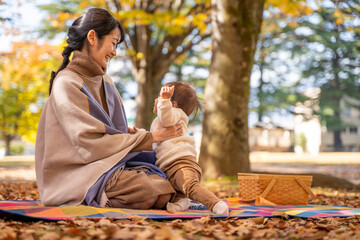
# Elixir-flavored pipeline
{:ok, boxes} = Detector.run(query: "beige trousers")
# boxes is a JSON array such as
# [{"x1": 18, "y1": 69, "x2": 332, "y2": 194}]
[
  {"x1": 104, "y1": 167, "x2": 175, "y2": 207},
  {"x1": 163, "y1": 157, "x2": 220, "y2": 211}
]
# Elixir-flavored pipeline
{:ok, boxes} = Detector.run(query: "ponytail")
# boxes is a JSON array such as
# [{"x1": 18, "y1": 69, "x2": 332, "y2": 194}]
[{"x1": 48, "y1": 46, "x2": 74, "y2": 95}]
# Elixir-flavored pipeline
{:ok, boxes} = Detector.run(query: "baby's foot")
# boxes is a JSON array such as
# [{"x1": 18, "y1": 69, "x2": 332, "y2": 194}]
[
  {"x1": 212, "y1": 201, "x2": 229, "y2": 215},
  {"x1": 166, "y1": 198, "x2": 191, "y2": 213}
]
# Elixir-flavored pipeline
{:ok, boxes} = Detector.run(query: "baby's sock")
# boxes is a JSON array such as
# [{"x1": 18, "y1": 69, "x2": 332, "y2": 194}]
[
  {"x1": 166, "y1": 198, "x2": 191, "y2": 212},
  {"x1": 212, "y1": 201, "x2": 229, "y2": 214}
]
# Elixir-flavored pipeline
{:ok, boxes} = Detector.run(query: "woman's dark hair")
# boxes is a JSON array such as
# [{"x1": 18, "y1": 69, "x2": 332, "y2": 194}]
[
  {"x1": 49, "y1": 8, "x2": 125, "y2": 94},
  {"x1": 164, "y1": 81, "x2": 202, "y2": 117}
]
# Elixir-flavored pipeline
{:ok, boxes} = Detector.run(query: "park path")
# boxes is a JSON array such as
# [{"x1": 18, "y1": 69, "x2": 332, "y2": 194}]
[
  {"x1": 1, "y1": 164, "x2": 358, "y2": 184},
  {"x1": 0, "y1": 164, "x2": 359, "y2": 185},
  {"x1": 251, "y1": 163, "x2": 360, "y2": 185},
  {"x1": 250, "y1": 152, "x2": 360, "y2": 185},
  {"x1": 0, "y1": 153, "x2": 359, "y2": 184}
]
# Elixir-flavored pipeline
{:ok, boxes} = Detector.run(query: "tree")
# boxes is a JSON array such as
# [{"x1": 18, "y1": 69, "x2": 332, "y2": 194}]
[
  {"x1": 199, "y1": 0, "x2": 312, "y2": 177},
  {"x1": 199, "y1": 0, "x2": 265, "y2": 178},
  {"x1": 291, "y1": 0, "x2": 360, "y2": 150},
  {"x1": 38, "y1": 0, "x2": 212, "y2": 129},
  {"x1": 0, "y1": 1, "x2": 11, "y2": 23},
  {"x1": 0, "y1": 0, "x2": 24, "y2": 35},
  {"x1": 0, "y1": 42, "x2": 61, "y2": 155},
  {"x1": 251, "y1": 2, "x2": 313, "y2": 122}
]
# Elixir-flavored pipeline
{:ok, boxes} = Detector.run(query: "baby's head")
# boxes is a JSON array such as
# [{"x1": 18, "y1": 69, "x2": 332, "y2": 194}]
[{"x1": 164, "y1": 81, "x2": 201, "y2": 116}]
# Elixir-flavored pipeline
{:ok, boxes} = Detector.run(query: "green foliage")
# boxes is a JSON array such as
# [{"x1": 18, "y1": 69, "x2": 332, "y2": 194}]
[
  {"x1": 290, "y1": 0, "x2": 360, "y2": 134},
  {"x1": 251, "y1": 4, "x2": 311, "y2": 122},
  {"x1": 9, "y1": 144, "x2": 25, "y2": 155},
  {"x1": 252, "y1": 0, "x2": 359, "y2": 150}
]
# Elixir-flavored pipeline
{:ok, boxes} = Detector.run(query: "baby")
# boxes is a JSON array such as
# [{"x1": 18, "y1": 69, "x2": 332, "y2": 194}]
[{"x1": 150, "y1": 81, "x2": 229, "y2": 214}]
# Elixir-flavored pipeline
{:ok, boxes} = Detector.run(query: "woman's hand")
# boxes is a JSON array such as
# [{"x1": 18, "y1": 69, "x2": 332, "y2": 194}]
[
  {"x1": 152, "y1": 124, "x2": 183, "y2": 143},
  {"x1": 128, "y1": 126, "x2": 138, "y2": 134}
]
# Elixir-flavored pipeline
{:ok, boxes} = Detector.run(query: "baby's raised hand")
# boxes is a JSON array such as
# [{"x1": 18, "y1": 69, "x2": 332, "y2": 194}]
[{"x1": 159, "y1": 86, "x2": 174, "y2": 99}]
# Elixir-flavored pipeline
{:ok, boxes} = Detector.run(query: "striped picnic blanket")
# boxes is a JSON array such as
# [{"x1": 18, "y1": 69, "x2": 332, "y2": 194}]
[{"x1": 0, "y1": 200, "x2": 359, "y2": 221}]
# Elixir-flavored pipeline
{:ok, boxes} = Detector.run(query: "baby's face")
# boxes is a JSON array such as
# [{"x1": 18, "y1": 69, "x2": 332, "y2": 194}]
[{"x1": 153, "y1": 98, "x2": 158, "y2": 114}]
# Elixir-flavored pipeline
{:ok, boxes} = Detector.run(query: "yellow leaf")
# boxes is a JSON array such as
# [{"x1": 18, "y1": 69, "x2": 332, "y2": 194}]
[
  {"x1": 58, "y1": 12, "x2": 70, "y2": 21},
  {"x1": 126, "y1": 49, "x2": 136, "y2": 56},
  {"x1": 334, "y1": 9, "x2": 342, "y2": 18},
  {"x1": 136, "y1": 52, "x2": 144, "y2": 59},
  {"x1": 335, "y1": 17, "x2": 344, "y2": 26}
]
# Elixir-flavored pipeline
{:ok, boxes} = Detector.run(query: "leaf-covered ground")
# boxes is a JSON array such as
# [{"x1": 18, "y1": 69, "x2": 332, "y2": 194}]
[{"x1": 0, "y1": 180, "x2": 359, "y2": 240}]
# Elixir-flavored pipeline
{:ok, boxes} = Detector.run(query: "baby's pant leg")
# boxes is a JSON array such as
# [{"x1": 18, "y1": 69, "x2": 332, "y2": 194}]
[{"x1": 170, "y1": 167, "x2": 220, "y2": 211}]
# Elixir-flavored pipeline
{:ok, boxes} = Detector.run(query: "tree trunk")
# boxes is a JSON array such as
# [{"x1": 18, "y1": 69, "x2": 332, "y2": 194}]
[
  {"x1": 333, "y1": 100, "x2": 343, "y2": 151},
  {"x1": 133, "y1": 60, "x2": 172, "y2": 129},
  {"x1": 3, "y1": 134, "x2": 12, "y2": 156},
  {"x1": 131, "y1": 24, "x2": 186, "y2": 129},
  {"x1": 333, "y1": 130, "x2": 343, "y2": 151},
  {"x1": 257, "y1": 36, "x2": 266, "y2": 122},
  {"x1": 331, "y1": 50, "x2": 343, "y2": 152},
  {"x1": 133, "y1": 72, "x2": 162, "y2": 129},
  {"x1": 257, "y1": 62, "x2": 265, "y2": 122},
  {"x1": 199, "y1": 0, "x2": 265, "y2": 178}
]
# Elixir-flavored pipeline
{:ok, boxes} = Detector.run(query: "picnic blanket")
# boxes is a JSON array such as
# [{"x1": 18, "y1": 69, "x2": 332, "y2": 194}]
[{"x1": 0, "y1": 200, "x2": 359, "y2": 221}]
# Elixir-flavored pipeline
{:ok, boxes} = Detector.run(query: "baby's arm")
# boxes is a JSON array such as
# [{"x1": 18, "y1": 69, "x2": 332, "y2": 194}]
[{"x1": 158, "y1": 86, "x2": 182, "y2": 127}]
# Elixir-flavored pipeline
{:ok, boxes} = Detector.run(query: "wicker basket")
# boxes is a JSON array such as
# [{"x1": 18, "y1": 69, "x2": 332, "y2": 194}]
[{"x1": 237, "y1": 173, "x2": 315, "y2": 205}]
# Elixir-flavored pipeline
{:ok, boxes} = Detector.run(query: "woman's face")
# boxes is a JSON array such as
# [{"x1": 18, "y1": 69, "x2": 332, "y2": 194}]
[{"x1": 89, "y1": 28, "x2": 121, "y2": 69}]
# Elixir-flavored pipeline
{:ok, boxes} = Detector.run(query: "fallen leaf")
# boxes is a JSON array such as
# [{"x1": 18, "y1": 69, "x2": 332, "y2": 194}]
[
  {"x1": 0, "y1": 227, "x2": 16, "y2": 240},
  {"x1": 250, "y1": 216, "x2": 265, "y2": 225},
  {"x1": 38, "y1": 232, "x2": 60, "y2": 240},
  {"x1": 154, "y1": 226, "x2": 183, "y2": 240}
]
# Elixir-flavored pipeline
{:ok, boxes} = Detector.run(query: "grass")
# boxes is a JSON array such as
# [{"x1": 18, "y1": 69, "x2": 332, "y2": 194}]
[{"x1": 0, "y1": 155, "x2": 35, "y2": 167}]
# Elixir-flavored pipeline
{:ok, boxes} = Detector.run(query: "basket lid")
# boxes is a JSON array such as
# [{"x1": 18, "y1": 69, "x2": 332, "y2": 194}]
[{"x1": 238, "y1": 173, "x2": 313, "y2": 181}]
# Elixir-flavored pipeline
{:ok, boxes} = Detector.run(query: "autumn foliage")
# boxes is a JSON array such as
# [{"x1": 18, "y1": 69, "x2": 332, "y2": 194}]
[{"x1": 0, "y1": 41, "x2": 61, "y2": 153}]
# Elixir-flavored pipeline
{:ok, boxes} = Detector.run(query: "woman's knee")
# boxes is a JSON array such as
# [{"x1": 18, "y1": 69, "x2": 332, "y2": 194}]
[
  {"x1": 153, "y1": 193, "x2": 171, "y2": 209},
  {"x1": 109, "y1": 197, "x2": 157, "y2": 210},
  {"x1": 140, "y1": 197, "x2": 158, "y2": 210}
]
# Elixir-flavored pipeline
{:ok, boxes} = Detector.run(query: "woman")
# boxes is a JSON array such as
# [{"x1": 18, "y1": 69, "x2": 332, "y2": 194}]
[{"x1": 35, "y1": 8, "x2": 181, "y2": 209}]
